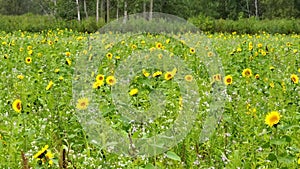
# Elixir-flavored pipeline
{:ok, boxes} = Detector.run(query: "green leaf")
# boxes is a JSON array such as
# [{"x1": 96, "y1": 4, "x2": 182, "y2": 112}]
[
  {"x1": 166, "y1": 151, "x2": 181, "y2": 162},
  {"x1": 282, "y1": 135, "x2": 292, "y2": 142},
  {"x1": 267, "y1": 153, "x2": 277, "y2": 161},
  {"x1": 277, "y1": 155, "x2": 294, "y2": 164},
  {"x1": 144, "y1": 163, "x2": 155, "y2": 169},
  {"x1": 270, "y1": 138, "x2": 287, "y2": 145}
]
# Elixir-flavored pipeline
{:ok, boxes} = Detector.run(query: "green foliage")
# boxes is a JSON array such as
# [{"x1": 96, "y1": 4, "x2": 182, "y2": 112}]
[
  {"x1": 0, "y1": 27, "x2": 300, "y2": 168},
  {"x1": 0, "y1": 14, "x2": 105, "y2": 33},
  {"x1": 189, "y1": 15, "x2": 300, "y2": 34}
]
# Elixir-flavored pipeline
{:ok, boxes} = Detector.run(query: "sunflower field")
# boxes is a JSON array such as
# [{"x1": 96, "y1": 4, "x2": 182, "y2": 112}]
[{"x1": 0, "y1": 29, "x2": 300, "y2": 169}]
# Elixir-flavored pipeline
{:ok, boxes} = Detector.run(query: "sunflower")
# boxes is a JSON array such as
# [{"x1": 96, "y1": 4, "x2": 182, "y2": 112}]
[
  {"x1": 65, "y1": 52, "x2": 71, "y2": 57},
  {"x1": 254, "y1": 74, "x2": 260, "y2": 79},
  {"x1": 185, "y1": 75, "x2": 193, "y2": 82},
  {"x1": 156, "y1": 42, "x2": 162, "y2": 49},
  {"x1": 158, "y1": 53, "x2": 163, "y2": 59},
  {"x1": 76, "y1": 97, "x2": 89, "y2": 110},
  {"x1": 207, "y1": 51, "x2": 214, "y2": 57},
  {"x1": 17, "y1": 75, "x2": 24, "y2": 80},
  {"x1": 265, "y1": 111, "x2": 280, "y2": 127},
  {"x1": 27, "y1": 45, "x2": 32, "y2": 50},
  {"x1": 66, "y1": 58, "x2": 72, "y2": 66},
  {"x1": 142, "y1": 69, "x2": 150, "y2": 77},
  {"x1": 58, "y1": 76, "x2": 64, "y2": 81},
  {"x1": 164, "y1": 71, "x2": 174, "y2": 81},
  {"x1": 45, "y1": 150, "x2": 54, "y2": 160},
  {"x1": 131, "y1": 44, "x2": 137, "y2": 50},
  {"x1": 291, "y1": 74, "x2": 299, "y2": 84},
  {"x1": 257, "y1": 43, "x2": 263, "y2": 48},
  {"x1": 213, "y1": 74, "x2": 221, "y2": 81},
  {"x1": 269, "y1": 66, "x2": 275, "y2": 71},
  {"x1": 48, "y1": 40, "x2": 53, "y2": 45},
  {"x1": 242, "y1": 68, "x2": 252, "y2": 78},
  {"x1": 25, "y1": 57, "x2": 32, "y2": 64},
  {"x1": 189, "y1": 48, "x2": 195, "y2": 54},
  {"x1": 129, "y1": 88, "x2": 138, "y2": 96},
  {"x1": 12, "y1": 99, "x2": 22, "y2": 113},
  {"x1": 106, "y1": 76, "x2": 116, "y2": 86},
  {"x1": 33, "y1": 145, "x2": 49, "y2": 159},
  {"x1": 28, "y1": 50, "x2": 33, "y2": 55},
  {"x1": 248, "y1": 42, "x2": 253, "y2": 51},
  {"x1": 153, "y1": 71, "x2": 162, "y2": 77},
  {"x1": 92, "y1": 81, "x2": 104, "y2": 89},
  {"x1": 46, "y1": 80, "x2": 54, "y2": 90},
  {"x1": 106, "y1": 52, "x2": 113, "y2": 59},
  {"x1": 224, "y1": 75, "x2": 233, "y2": 85},
  {"x1": 96, "y1": 74, "x2": 105, "y2": 82}
]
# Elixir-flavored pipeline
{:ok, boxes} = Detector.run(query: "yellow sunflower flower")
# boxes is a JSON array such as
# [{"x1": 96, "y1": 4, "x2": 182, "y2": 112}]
[
  {"x1": 164, "y1": 71, "x2": 174, "y2": 81},
  {"x1": 96, "y1": 74, "x2": 105, "y2": 82},
  {"x1": 46, "y1": 80, "x2": 54, "y2": 90},
  {"x1": 17, "y1": 75, "x2": 24, "y2": 80},
  {"x1": 153, "y1": 71, "x2": 162, "y2": 77},
  {"x1": 265, "y1": 111, "x2": 280, "y2": 127},
  {"x1": 25, "y1": 57, "x2": 32, "y2": 64},
  {"x1": 156, "y1": 42, "x2": 162, "y2": 49},
  {"x1": 291, "y1": 74, "x2": 299, "y2": 84},
  {"x1": 242, "y1": 68, "x2": 252, "y2": 78},
  {"x1": 65, "y1": 52, "x2": 71, "y2": 57},
  {"x1": 12, "y1": 99, "x2": 22, "y2": 113},
  {"x1": 190, "y1": 48, "x2": 195, "y2": 54},
  {"x1": 213, "y1": 74, "x2": 221, "y2": 81},
  {"x1": 93, "y1": 81, "x2": 104, "y2": 89},
  {"x1": 142, "y1": 69, "x2": 150, "y2": 77},
  {"x1": 76, "y1": 97, "x2": 89, "y2": 110},
  {"x1": 66, "y1": 58, "x2": 72, "y2": 66},
  {"x1": 224, "y1": 75, "x2": 233, "y2": 85},
  {"x1": 106, "y1": 52, "x2": 113, "y2": 59},
  {"x1": 106, "y1": 76, "x2": 116, "y2": 86},
  {"x1": 185, "y1": 75, "x2": 193, "y2": 82},
  {"x1": 33, "y1": 145, "x2": 49, "y2": 159},
  {"x1": 129, "y1": 88, "x2": 138, "y2": 96}
]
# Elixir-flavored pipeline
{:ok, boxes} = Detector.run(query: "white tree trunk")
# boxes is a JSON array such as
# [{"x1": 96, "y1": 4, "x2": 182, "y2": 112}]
[
  {"x1": 149, "y1": 0, "x2": 153, "y2": 20},
  {"x1": 254, "y1": 0, "x2": 258, "y2": 18},
  {"x1": 96, "y1": 0, "x2": 99, "y2": 22},
  {"x1": 116, "y1": 0, "x2": 119, "y2": 20},
  {"x1": 106, "y1": 0, "x2": 110, "y2": 22},
  {"x1": 76, "y1": 0, "x2": 81, "y2": 21},
  {"x1": 246, "y1": 0, "x2": 250, "y2": 18},
  {"x1": 84, "y1": 0, "x2": 88, "y2": 18}
]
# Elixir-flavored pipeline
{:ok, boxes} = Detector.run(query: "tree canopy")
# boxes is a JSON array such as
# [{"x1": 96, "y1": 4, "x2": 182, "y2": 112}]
[{"x1": 0, "y1": 0, "x2": 299, "y2": 21}]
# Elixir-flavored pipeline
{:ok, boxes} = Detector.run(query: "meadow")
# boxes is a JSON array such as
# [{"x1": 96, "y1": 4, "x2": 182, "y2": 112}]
[{"x1": 0, "y1": 29, "x2": 300, "y2": 169}]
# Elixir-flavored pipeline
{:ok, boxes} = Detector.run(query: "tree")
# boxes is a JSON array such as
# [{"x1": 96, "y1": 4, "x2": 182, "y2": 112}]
[
  {"x1": 83, "y1": 0, "x2": 88, "y2": 18},
  {"x1": 76, "y1": 0, "x2": 81, "y2": 21},
  {"x1": 149, "y1": 0, "x2": 153, "y2": 20},
  {"x1": 96, "y1": 0, "x2": 99, "y2": 22},
  {"x1": 106, "y1": 0, "x2": 110, "y2": 22}
]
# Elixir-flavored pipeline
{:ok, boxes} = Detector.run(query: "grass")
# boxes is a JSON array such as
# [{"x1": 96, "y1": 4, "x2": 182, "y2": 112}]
[{"x1": 0, "y1": 29, "x2": 300, "y2": 168}]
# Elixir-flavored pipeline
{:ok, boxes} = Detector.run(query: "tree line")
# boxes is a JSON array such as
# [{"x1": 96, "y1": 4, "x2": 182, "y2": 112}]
[{"x1": 0, "y1": 0, "x2": 299, "y2": 22}]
